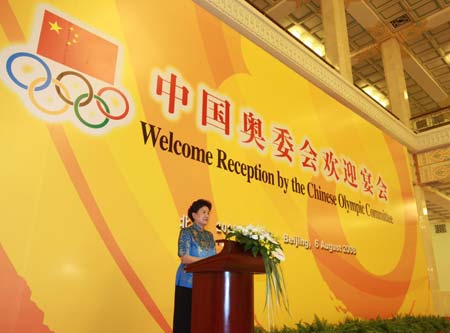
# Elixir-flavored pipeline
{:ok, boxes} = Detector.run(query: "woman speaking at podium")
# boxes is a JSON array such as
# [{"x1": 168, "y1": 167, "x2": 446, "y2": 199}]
[{"x1": 173, "y1": 199, "x2": 216, "y2": 333}]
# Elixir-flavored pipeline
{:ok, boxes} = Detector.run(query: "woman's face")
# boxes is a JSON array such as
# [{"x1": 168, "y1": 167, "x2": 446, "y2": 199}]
[{"x1": 192, "y1": 206, "x2": 210, "y2": 227}]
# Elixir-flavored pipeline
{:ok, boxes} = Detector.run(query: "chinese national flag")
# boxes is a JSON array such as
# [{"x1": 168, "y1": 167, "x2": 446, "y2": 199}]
[{"x1": 37, "y1": 10, "x2": 118, "y2": 84}]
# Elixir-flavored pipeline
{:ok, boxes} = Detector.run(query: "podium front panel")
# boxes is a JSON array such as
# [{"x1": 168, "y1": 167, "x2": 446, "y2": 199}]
[{"x1": 191, "y1": 271, "x2": 254, "y2": 333}]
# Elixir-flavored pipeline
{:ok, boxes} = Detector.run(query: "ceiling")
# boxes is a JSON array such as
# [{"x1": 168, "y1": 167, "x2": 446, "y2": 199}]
[
  {"x1": 246, "y1": 0, "x2": 450, "y2": 224},
  {"x1": 247, "y1": 0, "x2": 450, "y2": 117}
]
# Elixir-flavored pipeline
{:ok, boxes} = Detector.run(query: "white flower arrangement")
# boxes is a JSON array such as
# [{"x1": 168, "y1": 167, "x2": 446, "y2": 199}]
[{"x1": 225, "y1": 224, "x2": 289, "y2": 328}]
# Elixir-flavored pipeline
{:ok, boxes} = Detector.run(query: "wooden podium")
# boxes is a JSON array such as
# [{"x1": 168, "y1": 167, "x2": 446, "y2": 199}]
[{"x1": 185, "y1": 240, "x2": 265, "y2": 333}]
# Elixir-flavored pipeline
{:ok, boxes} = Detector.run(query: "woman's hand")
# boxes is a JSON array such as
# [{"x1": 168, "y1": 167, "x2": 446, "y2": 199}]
[{"x1": 179, "y1": 254, "x2": 202, "y2": 264}]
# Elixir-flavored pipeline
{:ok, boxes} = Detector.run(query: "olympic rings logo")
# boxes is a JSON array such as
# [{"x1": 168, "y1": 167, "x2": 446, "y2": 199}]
[{"x1": 5, "y1": 51, "x2": 131, "y2": 130}]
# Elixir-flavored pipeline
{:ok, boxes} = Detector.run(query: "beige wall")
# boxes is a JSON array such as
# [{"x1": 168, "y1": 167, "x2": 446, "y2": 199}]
[
  {"x1": 432, "y1": 222, "x2": 450, "y2": 291},
  {"x1": 430, "y1": 221, "x2": 450, "y2": 316}
]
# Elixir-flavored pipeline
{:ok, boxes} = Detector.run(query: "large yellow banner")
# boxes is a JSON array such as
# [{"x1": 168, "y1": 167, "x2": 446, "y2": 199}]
[{"x1": 0, "y1": 0, "x2": 432, "y2": 332}]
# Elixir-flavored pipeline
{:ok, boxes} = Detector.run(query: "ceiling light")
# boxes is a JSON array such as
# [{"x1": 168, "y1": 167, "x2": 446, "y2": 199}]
[
  {"x1": 445, "y1": 54, "x2": 450, "y2": 65},
  {"x1": 362, "y1": 86, "x2": 389, "y2": 108},
  {"x1": 290, "y1": 30, "x2": 301, "y2": 39},
  {"x1": 288, "y1": 25, "x2": 325, "y2": 57}
]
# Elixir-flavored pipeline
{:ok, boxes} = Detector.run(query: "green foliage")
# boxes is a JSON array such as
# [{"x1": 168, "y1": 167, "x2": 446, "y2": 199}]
[{"x1": 254, "y1": 314, "x2": 450, "y2": 333}]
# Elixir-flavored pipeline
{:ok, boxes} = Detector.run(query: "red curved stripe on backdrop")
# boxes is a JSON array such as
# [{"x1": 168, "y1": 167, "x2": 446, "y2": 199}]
[
  {"x1": 307, "y1": 137, "x2": 417, "y2": 318},
  {"x1": 0, "y1": 244, "x2": 53, "y2": 333},
  {"x1": 47, "y1": 125, "x2": 172, "y2": 333}
]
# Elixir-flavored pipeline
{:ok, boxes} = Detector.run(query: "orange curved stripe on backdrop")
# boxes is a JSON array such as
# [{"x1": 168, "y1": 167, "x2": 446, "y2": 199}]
[
  {"x1": 0, "y1": 244, "x2": 53, "y2": 333},
  {"x1": 0, "y1": 4, "x2": 51, "y2": 332},
  {"x1": 47, "y1": 125, "x2": 172, "y2": 333},
  {"x1": 117, "y1": 0, "x2": 214, "y2": 223},
  {"x1": 196, "y1": 3, "x2": 306, "y2": 238},
  {"x1": 314, "y1": 258, "x2": 408, "y2": 318},
  {"x1": 195, "y1": 6, "x2": 249, "y2": 86},
  {"x1": 196, "y1": 6, "x2": 269, "y2": 327},
  {"x1": 1, "y1": 3, "x2": 171, "y2": 331},
  {"x1": 254, "y1": 314, "x2": 265, "y2": 331},
  {"x1": 0, "y1": 0, "x2": 25, "y2": 42},
  {"x1": 307, "y1": 136, "x2": 417, "y2": 318},
  {"x1": 116, "y1": 0, "x2": 247, "y2": 224},
  {"x1": 408, "y1": 300, "x2": 416, "y2": 315}
]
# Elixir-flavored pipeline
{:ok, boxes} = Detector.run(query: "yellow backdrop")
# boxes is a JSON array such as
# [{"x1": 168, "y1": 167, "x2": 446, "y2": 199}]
[{"x1": 0, "y1": 1, "x2": 432, "y2": 332}]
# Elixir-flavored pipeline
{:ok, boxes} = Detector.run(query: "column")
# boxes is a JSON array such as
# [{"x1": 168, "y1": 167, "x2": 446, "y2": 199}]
[
  {"x1": 413, "y1": 185, "x2": 442, "y2": 313},
  {"x1": 381, "y1": 38, "x2": 411, "y2": 125},
  {"x1": 321, "y1": 0, "x2": 353, "y2": 82}
]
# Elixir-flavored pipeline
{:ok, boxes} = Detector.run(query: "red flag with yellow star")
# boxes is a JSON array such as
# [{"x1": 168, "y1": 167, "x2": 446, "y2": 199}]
[{"x1": 37, "y1": 10, "x2": 118, "y2": 84}]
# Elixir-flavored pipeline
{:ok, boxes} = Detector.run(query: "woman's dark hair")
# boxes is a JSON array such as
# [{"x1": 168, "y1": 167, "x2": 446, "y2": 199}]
[{"x1": 188, "y1": 199, "x2": 212, "y2": 221}]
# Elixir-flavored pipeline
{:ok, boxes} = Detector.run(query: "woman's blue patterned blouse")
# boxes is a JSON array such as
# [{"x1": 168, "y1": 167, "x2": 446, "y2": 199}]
[{"x1": 175, "y1": 223, "x2": 216, "y2": 288}]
